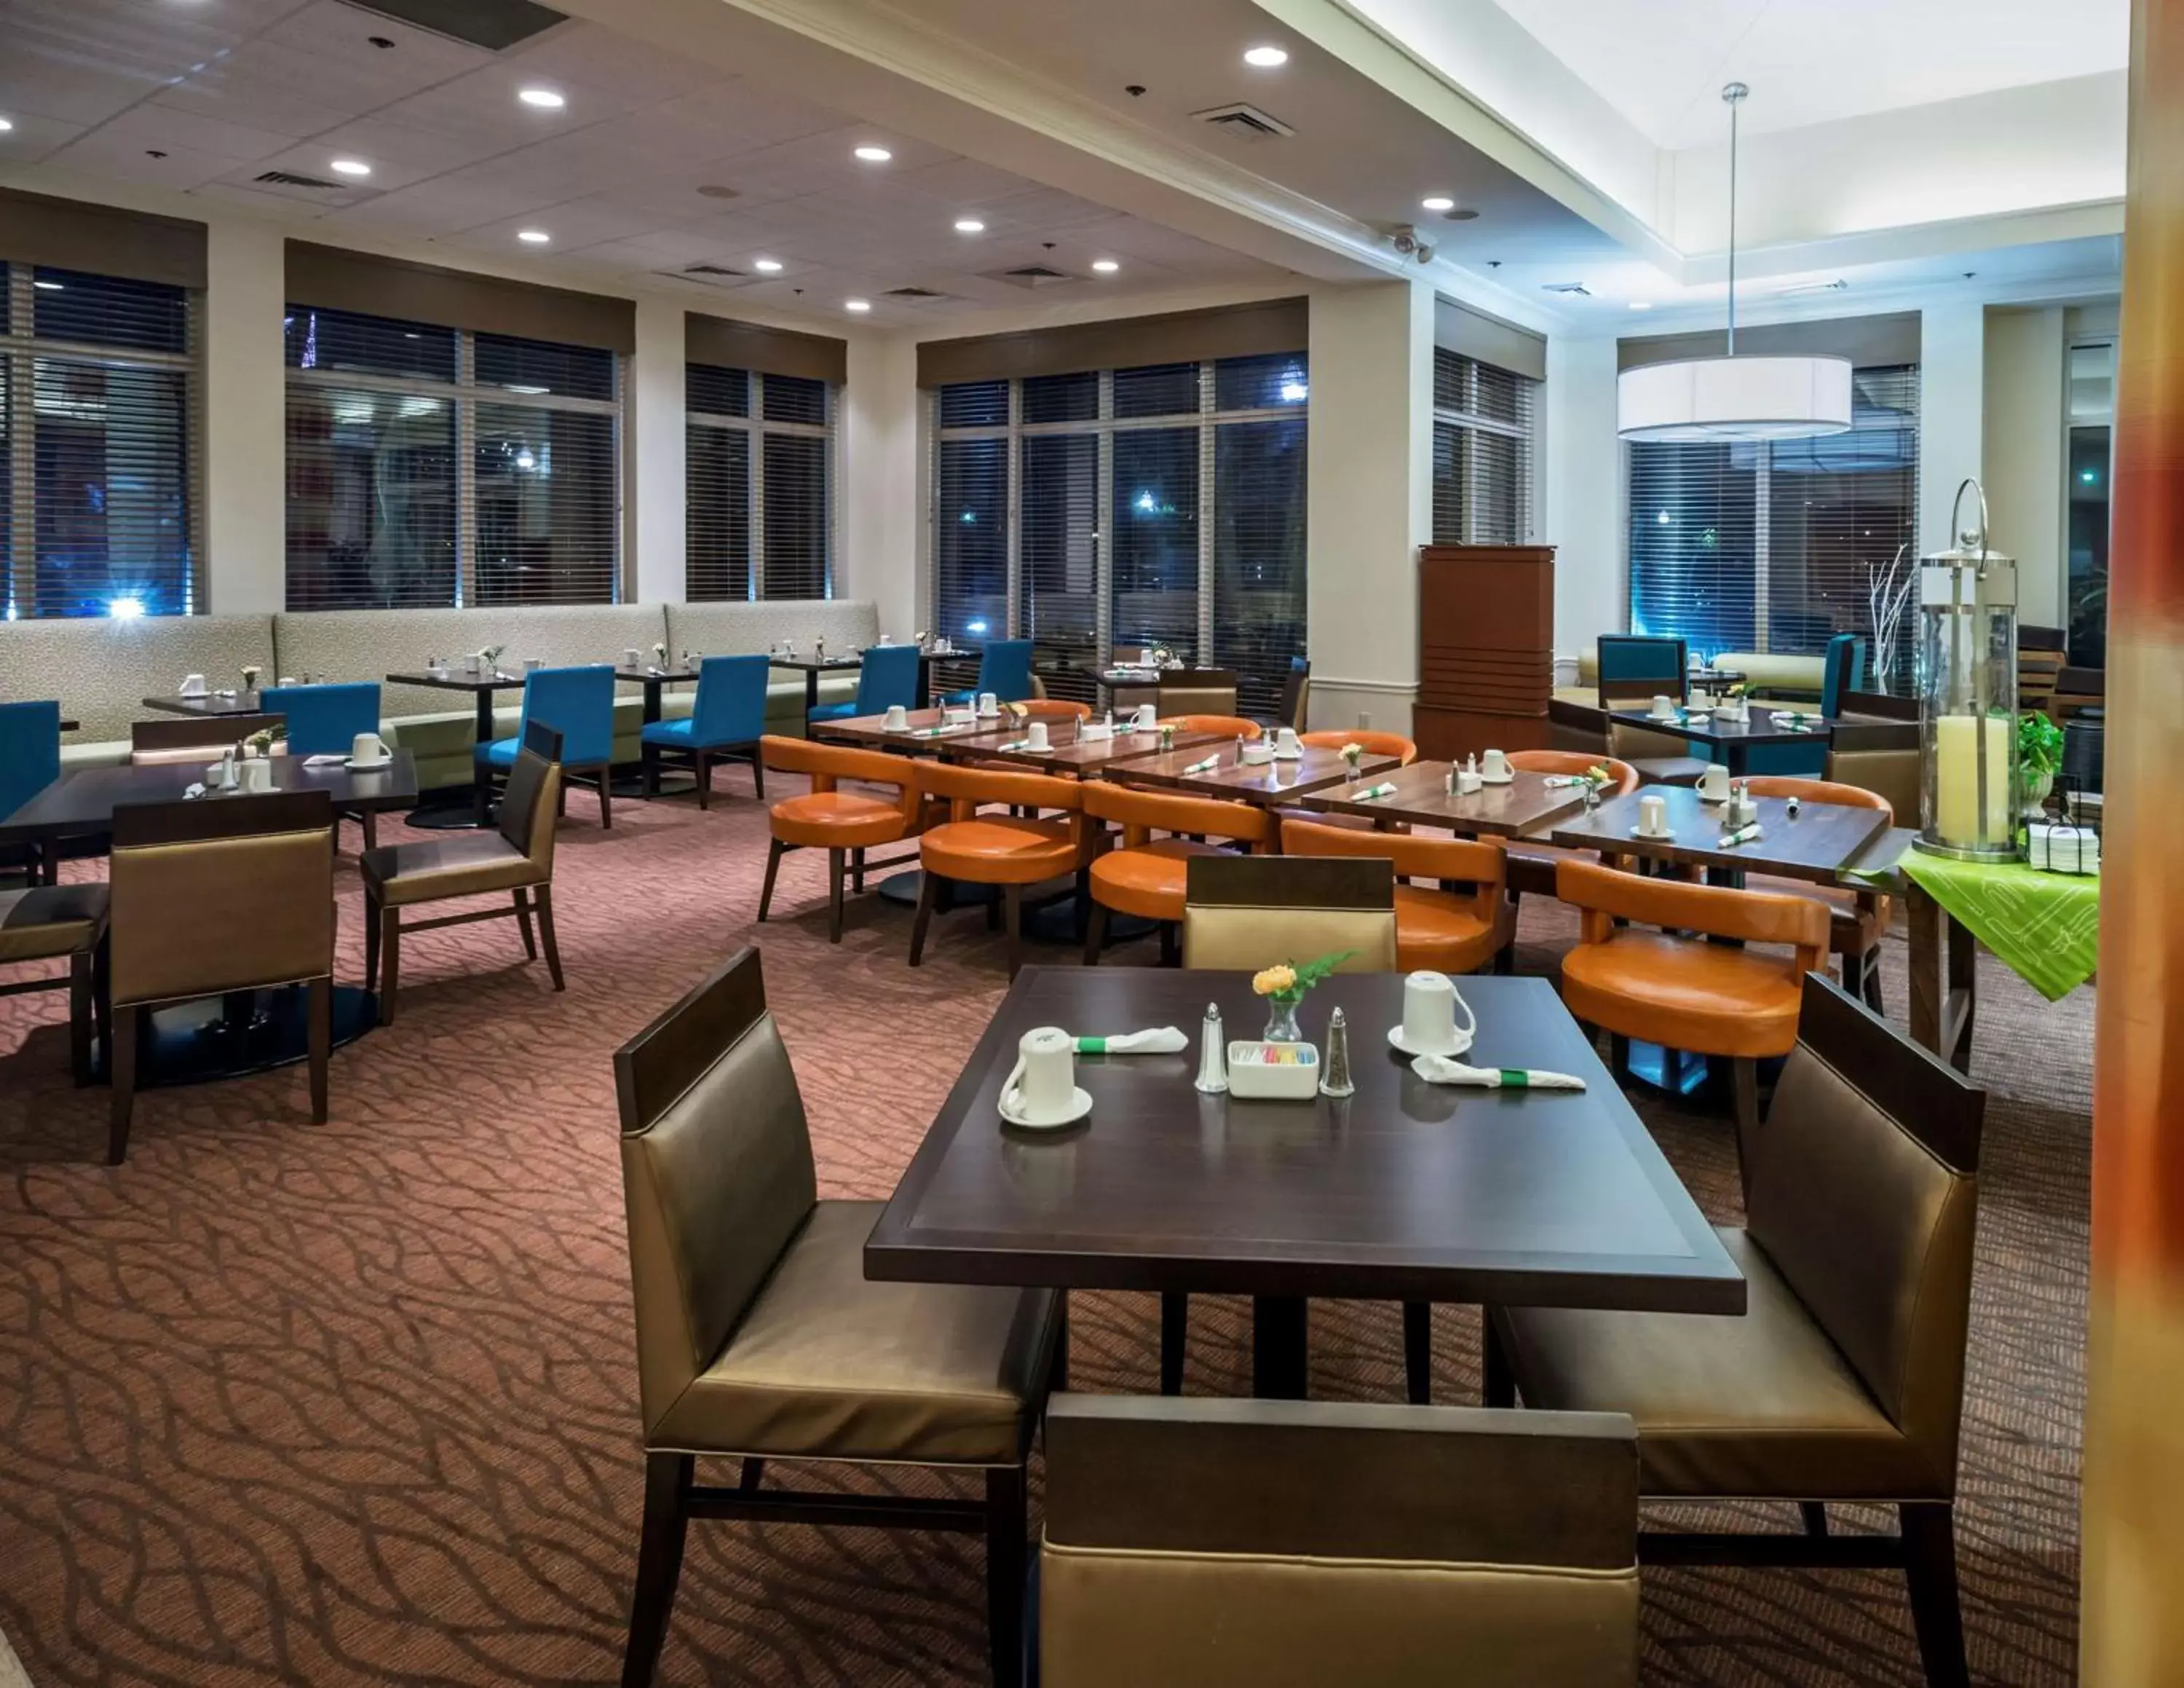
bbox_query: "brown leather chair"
[1083,781,1272,966]
[1180,853,1398,975]
[1548,697,1611,755]
[1278,660,1311,730]
[1297,728,1418,765]
[1040,1394,1640,1688]
[0,883,109,1087]
[1278,818,1512,976]
[361,721,563,1026]
[1556,858,1829,1166]
[130,713,285,766]
[1488,974,1984,1688]
[107,788,336,1164]
[1827,718,1920,838]
[1744,776,1894,1010]
[910,762,1091,977]
[757,735,922,942]
[1497,750,1639,907]
[1159,712,1259,742]
[614,948,1059,1688]
[1155,671,1241,718]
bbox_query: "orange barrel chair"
[910,762,1092,977]
[1500,751,1641,910]
[1279,817,1514,975]
[757,735,922,943]
[1080,781,1273,966]
[1742,776,1894,1011]
[1298,729,1418,765]
[1556,859,1829,1186]
[1016,698,1094,722]
[1158,714,1259,741]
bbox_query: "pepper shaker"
[1194,1002,1230,1094]
[1319,1006,1355,1098]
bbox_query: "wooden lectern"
[1412,543,1556,762]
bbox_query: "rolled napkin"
[1351,780,1399,802]
[303,754,347,767]
[1717,821,1764,848]
[995,738,1034,753]
[1412,1054,1586,1092]
[1181,753,1222,774]
[1073,1027,1188,1055]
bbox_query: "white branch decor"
[1867,547,1914,693]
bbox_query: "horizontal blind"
[1109,425,1199,656]
[1431,347,1536,545]
[1021,430,1099,698]
[684,365,834,600]
[1627,441,1757,655]
[473,401,617,605]
[1211,414,1307,717]
[761,431,828,599]
[285,386,458,611]
[686,362,751,601]
[933,423,1008,644]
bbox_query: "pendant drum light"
[1618,82,1853,442]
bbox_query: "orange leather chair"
[911,762,1091,976]
[1502,752,1640,905]
[1556,859,1829,1178]
[1081,781,1272,965]
[1281,817,1512,974]
[1017,698,1094,722]
[758,735,922,942]
[1298,729,1418,765]
[1160,714,1259,741]
[1741,776,1894,1010]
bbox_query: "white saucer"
[1479,771,1514,785]
[999,1086,1093,1131]
[1387,1024,1474,1060]
[1271,746,1302,760]
[1630,825,1675,840]
[346,755,394,771]
[1646,712,1681,725]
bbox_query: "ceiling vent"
[885,285,949,299]
[255,169,346,190]
[683,263,747,277]
[1190,103,1295,141]
[989,264,1076,289]
[340,0,568,52]
[1542,281,1592,296]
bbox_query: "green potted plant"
[2017,711,2065,814]
[1252,950,1356,1044]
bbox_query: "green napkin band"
[1499,1068,1530,1088]
[1075,1036,1107,1054]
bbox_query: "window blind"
[682,363,834,601]
[1431,347,1536,546]
[1020,431,1099,698]
[1212,415,1307,717]
[4,264,199,619]
[933,431,1008,644]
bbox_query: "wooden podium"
[1412,543,1556,762]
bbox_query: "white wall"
[627,297,686,606]
[841,334,921,639]
[202,219,287,616]
[1541,334,1622,655]
[1984,305,2068,626]
[1920,301,1988,558]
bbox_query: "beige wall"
[1984,305,2069,628]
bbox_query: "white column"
[202,217,286,615]
[1543,334,1623,657]
[1305,278,1434,733]
[1983,305,2068,627]
[629,297,686,604]
[1921,301,1987,558]
[841,333,921,639]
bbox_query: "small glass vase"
[1262,992,1304,1044]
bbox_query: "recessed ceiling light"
[518,229,550,245]
[954,217,986,234]
[1420,195,1455,212]
[1629,301,1653,311]
[1091,259,1120,274]
[0,118,15,135]
[853,145,893,163]
[329,158,371,177]
[518,87,565,109]
[845,299,873,312]
[753,258,784,273]
[1243,44,1289,67]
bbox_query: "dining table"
[383,669,529,827]
[141,690,277,719]
[1111,738,1401,805]
[811,706,1023,754]
[1548,784,1891,883]
[946,717,1228,776]
[866,968,1744,1399]
[1608,706,1837,776]
[767,652,871,717]
[1299,762,1590,838]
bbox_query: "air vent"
[1541,281,1592,296]
[256,170,345,190]
[342,0,567,52]
[1190,103,1296,141]
[989,265,1076,289]
[885,285,949,299]
[683,263,747,277]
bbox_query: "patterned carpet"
[0,784,2087,1685]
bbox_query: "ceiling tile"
[43,130,238,190]
[150,38,411,135]
[302,115,502,175]
[90,101,301,163]
[0,111,90,164]
[188,178,341,220]
[258,0,491,87]
[501,23,732,109]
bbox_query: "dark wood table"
[1607,707,1836,776]
[812,707,1021,754]
[1069,664,1232,694]
[1837,827,1977,1074]
[1548,786,1890,883]
[868,969,1744,1398]
[769,654,872,717]
[384,670,528,826]
[613,665,697,725]
[949,718,1226,776]
[59,719,79,733]
[1300,762,1588,838]
[0,751,420,845]
[1112,740,1401,806]
[142,690,274,718]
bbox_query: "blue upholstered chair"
[641,654,768,809]
[1,700,63,884]
[809,642,923,726]
[478,664,616,827]
[1741,634,1865,778]
[941,637,1034,707]
[264,682,387,848]
[1595,634,1689,709]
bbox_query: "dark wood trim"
[917,296,1307,387]
[1182,853,1393,910]
[686,312,847,387]
[0,186,207,288]
[613,946,767,1135]
[287,240,635,352]
[1797,971,1985,1172]
[130,714,285,755]
[111,786,332,847]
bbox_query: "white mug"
[1698,763,1731,802]
[1240,741,1273,765]
[978,691,1000,717]
[1648,693,1677,719]
[1025,720,1051,752]
[240,757,274,793]
[883,703,911,730]
[1401,971,1476,1057]
[622,647,641,669]
[1134,703,1158,730]
[1638,793,1670,837]
[352,731,389,763]
[878,632,894,645]
[179,673,207,697]
[1274,725,1301,756]
[1002,1027,1077,1124]
[524,656,544,671]
[1480,747,1511,780]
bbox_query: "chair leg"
[91,941,111,1071]
[1608,1033,1632,1081]
[514,888,538,959]
[1403,1301,1431,1405]
[1801,1501,1830,1536]
[641,745,660,800]
[1732,1057,1762,1203]
[758,837,783,923]
[747,754,764,800]
[1862,947,1886,1013]
[1083,902,1109,967]
[1482,1314,1516,1408]
[1900,1502,1970,1688]
[597,770,612,829]
[1158,921,1179,968]
[985,1464,1029,1688]
[108,1006,140,1165]
[69,950,93,1086]
[851,846,864,893]
[306,976,331,1125]
[1160,1292,1188,1395]
[1003,884,1024,978]
[909,872,938,967]
[534,886,566,991]
[699,752,716,811]
[738,1456,765,1493]
[363,890,382,993]
[620,1451,692,1688]
[827,848,845,944]
[376,907,402,1026]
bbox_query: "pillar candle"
[1934,713,2012,843]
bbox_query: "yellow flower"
[1252,963,1298,997]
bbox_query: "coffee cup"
[240,757,274,794]
[1401,971,1476,1057]
[1134,703,1158,730]
[1240,741,1273,765]
[524,656,544,671]
[878,632,893,645]
[180,673,207,697]
[978,691,1000,717]
[1002,1026,1077,1124]
[1025,720,1051,752]
[1648,693,1677,720]
[1481,747,1511,780]
[352,731,389,764]
[1698,763,1731,802]
[1638,793,1669,837]
[1274,725,1301,757]
[622,648,641,669]
[883,703,911,730]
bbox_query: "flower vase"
[1262,993,1304,1044]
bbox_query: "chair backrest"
[496,722,565,867]
[108,788,336,1007]
[1826,720,1920,823]
[1160,713,1260,741]
[1838,688,1918,722]
[1299,729,1417,765]
[853,643,925,715]
[258,682,381,757]
[1157,672,1241,717]
[614,947,818,1440]
[1819,634,1867,718]
[975,638,1034,703]
[130,713,286,764]
[1748,974,1985,1494]
[1278,818,1506,914]
[689,653,770,746]
[914,758,1084,822]
[519,665,615,768]
[1555,859,1829,965]
[1182,854,1397,973]
[1546,698,1611,756]
[1507,749,1639,798]
[1081,780,1272,849]
[1596,635,1688,707]
[1744,774,1891,821]
[1040,1394,1639,1688]
[1018,698,1093,722]
[1278,658,1312,730]
[0,700,62,824]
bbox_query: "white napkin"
[1411,1054,1586,1092]
[304,754,346,767]
[1074,1028,1188,1055]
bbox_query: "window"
[2065,339,2113,667]
[1432,348,1537,545]
[1628,364,1920,682]
[931,352,1308,714]
[3,263,198,619]
[284,306,621,610]
[684,365,835,600]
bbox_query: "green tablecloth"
[1865,851,2101,1002]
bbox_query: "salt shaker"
[1194,1002,1230,1094]
[1319,1006,1355,1098]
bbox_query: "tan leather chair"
[1548,697,1611,755]
[1298,728,1417,765]
[107,788,336,1164]
[757,735,922,942]
[0,883,109,1087]
[1501,752,1640,907]
[1744,776,1894,1010]
[130,713,285,766]
[1040,1394,1640,1688]
[1278,819,1512,976]
[1083,781,1272,966]
[1827,719,1920,840]
[361,721,563,1026]
[1556,859,1829,1178]
[1155,670,1241,718]
[1278,660,1310,730]
[910,762,1091,977]
[614,948,1059,1688]
[1159,712,1259,741]
[1180,853,1398,975]
[1488,974,1984,1688]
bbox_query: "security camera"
[1388,224,1436,265]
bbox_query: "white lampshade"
[1618,355,1853,441]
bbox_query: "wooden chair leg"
[534,886,566,991]
[641,746,660,800]
[514,888,538,959]
[1158,921,1179,967]
[1160,1292,1188,1395]
[108,1005,141,1165]
[306,976,331,1124]
[909,872,938,967]
[985,1464,1029,1688]
[91,940,111,1070]
[758,838,783,923]
[1083,902,1109,966]
[1482,1315,1516,1408]
[1003,883,1024,978]
[1900,1502,1970,1688]
[69,950,93,1086]
[376,907,402,1026]
[1732,1057,1762,1202]
[363,890,382,993]
[827,848,845,944]
[851,846,864,893]
[1801,1501,1830,1536]
[1861,946,1885,1013]
[1403,1301,1432,1405]
[620,1451,692,1688]
[597,770,613,829]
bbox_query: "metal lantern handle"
[1949,476,1991,561]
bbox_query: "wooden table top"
[1112,741,1400,805]
[612,666,700,685]
[813,708,1019,752]
[142,690,272,717]
[954,719,1227,775]
[767,655,869,673]
[1299,762,1588,838]
[1608,706,1837,748]
[1068,664,1231,691]
[866,969,1744,1314]
[385,670,527,693]
[1549,786,1891,883]
[0,752,421,843]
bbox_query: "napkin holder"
[1080,721,1114,744]
[2028,784,2100,875]
[1225,1041,1321,1100]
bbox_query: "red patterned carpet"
[0,784,2086,1685]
